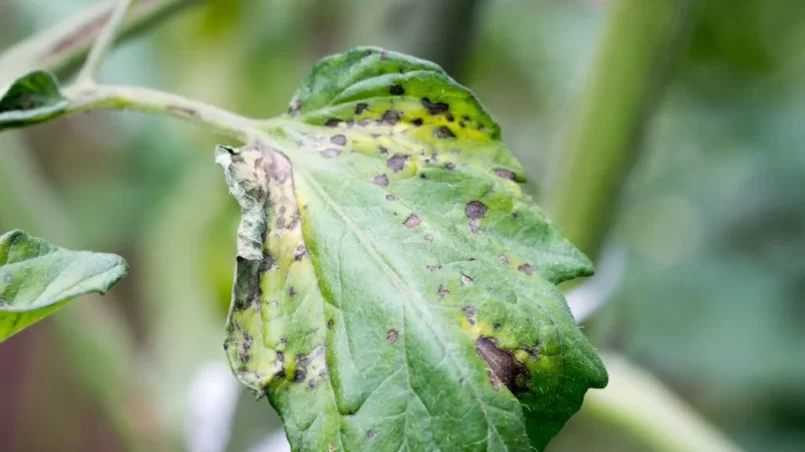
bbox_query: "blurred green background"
[1,0,804,451]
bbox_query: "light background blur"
[1,0,804,451]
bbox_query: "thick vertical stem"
[544,0,695,262]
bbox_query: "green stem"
[544,0,695,262]
[74,0,137,87]
[543,1,742,451]
[0,0,198,88]
[64,84,263,142]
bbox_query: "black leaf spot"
[403,214,421,228]
[476,337,532,394]
[387,154,407,172]
[380,110,402,125]
[411,118,423,126]
[421,98,449,115]
[517,264,534,276]
[465,201,487,219]
[387,330,399,344]
[461,273,473,285]
[385,194,396,201]
[495,168,516,180]
[330,134,347,146]
[390,84,405,95]
[444,162,456,170]
[374,174,389,186]
[434,126,455,139]
[325,118,341,127]
[355,103,368,114]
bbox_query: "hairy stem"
[74,0,137,87]
[64,84,263,141]
[0,0,198,88]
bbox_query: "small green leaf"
[0,230,128,341]
[0,71,69,131]
[221,47,607,451]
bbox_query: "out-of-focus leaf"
[0,70,69,131]
[0,229,127,341]
[219,47,607,451]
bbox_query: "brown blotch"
[463,306,477,325]
[385,194,396,201]
[403,214,421,228]
[380,110,402,125]
[438,284,450,300]
[421,98,449,115]
[355,103,368,114]
[390,84,405,95]
[387,154,407,172]
[325,118,341,127]
[330,134,347,146]
[461,273,473,285]
[517,264,534,276]
[434,126,455,139]
[465,201,488,219]
[495,168,516,180]
[476,337,532,394]
[411,118,423,126]
[374,174,389,186]
[321,148,340,158]
[387,330,399,344]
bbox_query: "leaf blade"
[223,47,607,451]
[0,71,69,131]
[0,230,128,341]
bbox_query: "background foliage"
[1,0,804,451]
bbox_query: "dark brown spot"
[521,342,541,360]
[495,168,516,180]
[355,103,368,114]
[463,306,477,325]
[493,323,502,330]
[438,284,450,300]
[465,201,487,219]
[325,118,341,127]
[294,244,307,261]
[380,110,402,125]
[390,84,405,95]
[374,174,389,186]
[444,162,456,170]
[294,369,306,382]
[259,252,276,272]
[476,337,531,394]
[321,148,340,158]
[517,264,534,276]
[328,319,334,330]
[379,146,389,155]
[289,286,297,297]
[434,126,455,139]
[419,173,427,179]
[461,273,473,285]
[330,134,347,146]
[308,379,318,389]
[403,214,421,228]
[421,98,449,115]
[411,118,423,126]
[387,330,398,344]
[459,120,466,128]
[499,254,510,265]
[427,265,441,272]
[446,113,455,122]
[385,194,395,201]
[387,154,407,172]
[367,430,376,440]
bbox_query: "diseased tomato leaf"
[0,230,128,341]
[219,47,607,451]
[0,70,69,131]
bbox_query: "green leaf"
[0,71,69,131]
[219,47,607,451]
[0,230,128,341]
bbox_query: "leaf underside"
[219,47,607,452]
[0,230,128,342]
[0,70,69,131]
